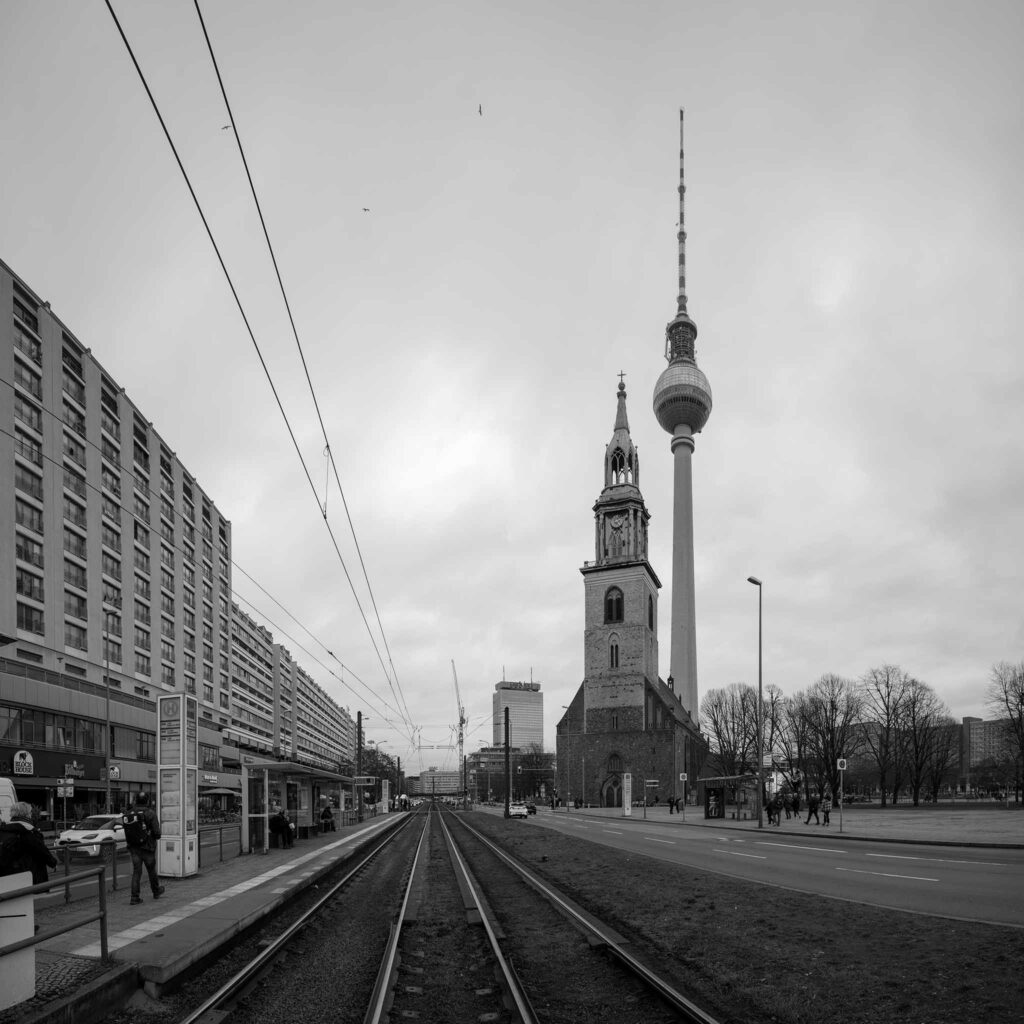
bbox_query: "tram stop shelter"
[697,773,761,821]
[241,758,355,853]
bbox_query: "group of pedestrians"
[0,793,164,907]
[764,789,834,827]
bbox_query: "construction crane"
[452,660,466,802]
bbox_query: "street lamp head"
[747,576,761,587]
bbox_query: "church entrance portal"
[601,776,622,808]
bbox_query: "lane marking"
[836,867,938,882]
[755,842,845,854]
[602,830,623,835]
[713,850,766,860]
[643,837,676,845]
[866,853,1010,867]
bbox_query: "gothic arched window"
[608,754,622,772]
[609,641,619,668]
[648,595,654,631]
[605,587,623,623]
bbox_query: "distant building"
[960,716,1014,791]
[492,680,543,748]
[408,768,461,796]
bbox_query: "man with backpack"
[124,792,164,905]
[0,801,56,884]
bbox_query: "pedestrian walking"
[124,792,164,905]
[782,792,793,820]
[0,801,57,884]
[792,792,801,817]
[822,792,832,826]
[805,791,820,825]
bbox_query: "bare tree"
[778,691,815,797]
[803,674,864,799]
[700,683,757,794]
[987,661,1024,802]
[860,665,912,806]
[763,683,787,760]
[902,678,951,805]
[924,717,960,801]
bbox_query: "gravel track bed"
[103,814,425,1024]
[387,810,512,1022]
[448,812,686,1023]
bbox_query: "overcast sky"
[3,1,1021,775]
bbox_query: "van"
[0,778,18,823]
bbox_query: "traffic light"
[517,765,522,774]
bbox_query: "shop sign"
[202,773,220,784]
[63,760,86,778]
[13,750,34,776]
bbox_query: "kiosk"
[156,694,199,877]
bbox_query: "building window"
[64,591,88,620]
[134,599,151,626]
[16,602,45,635]
[15,465,43,500]
[203,684,214,702]
[103,638,122,665]
[13,321,42,363]
[16,534,44,568]
[608,754,622,772]
[15,498,44,534]
[161,640,175,663]
[64,559,87,590]
[135,653,151,676]
[101,464,121,497]
[604,587,624,623]
[135,626,151,651]
[62,400,86,438]
[64,622,88,651]
[134,574,151,601]
[16,569,44,602]
[102,495,120,523]
[609,641,619,668]
[14,428,42,467]
[161,665,175,687]
[62,466,86,499]
[102,523,121,553]
[64,496,87,528]
[101,552,122,581]
[13,393,43,433]
[134,494,150,524]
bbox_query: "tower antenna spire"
[677,107,688,318]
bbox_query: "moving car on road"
[508,802,529,819]
[56,814,127,857]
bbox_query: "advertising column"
[157,694,199,877]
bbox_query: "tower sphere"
[653,360,713,435]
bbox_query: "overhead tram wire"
[103,1,416,739]
[0,399,403,731]
[230,589,408,733]
[192,0,415,736]
[230,562,416,746]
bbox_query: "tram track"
[121,803,724,1024]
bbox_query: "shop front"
[1,747,110,824]
[198,771,243,825]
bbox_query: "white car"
[508,802,529,819]
[56,814,127,857]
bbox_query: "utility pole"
[504,706,511,818]
[356,711,363,824]
[452,660,466,808]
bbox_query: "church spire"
[593,376,649,565]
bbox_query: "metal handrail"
[0,865,110,962]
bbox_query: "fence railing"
[0,865,111,963]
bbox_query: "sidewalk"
[0,814,399,1024]
[538,802,1024,846]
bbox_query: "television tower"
[652,110,713,718]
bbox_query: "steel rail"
[445,808,723,1024]
[437,808,541,1024]
[180,814,417,1024]
[362,812,431,1024]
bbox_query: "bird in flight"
[478,104,483,116]
[362,208,370,212]
[221,124,231,130]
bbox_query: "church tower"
[581,378,660,700]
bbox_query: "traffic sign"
[837,758,847,771]
[679,773,688,782]
[645,779,659,787]
[353,776,375,785]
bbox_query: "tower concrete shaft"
[669,428,698,716]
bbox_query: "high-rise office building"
[492,680,543,749]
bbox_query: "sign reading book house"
[157,694,199,877]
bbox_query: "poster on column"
[623,772,632,816]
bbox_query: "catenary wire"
[192,0,414,734]
[103,0,415,737]
[2,399,401,730]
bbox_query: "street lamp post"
[747,576,764,829]
[102,599,120,814]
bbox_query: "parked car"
[56,814,127,857]
[525,802,537,815]
[508,802,529,819]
